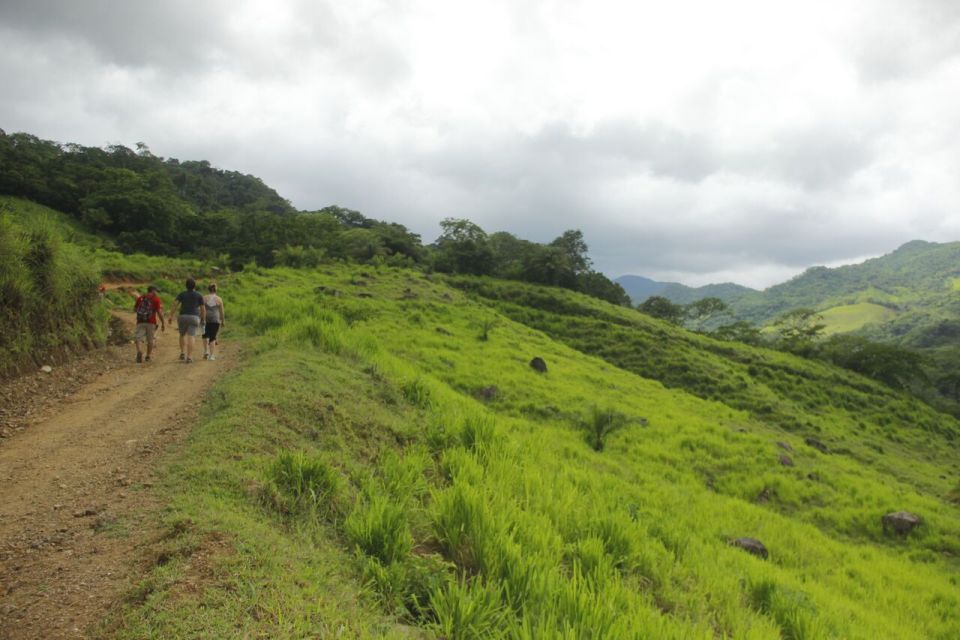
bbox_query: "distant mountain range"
[614,275,756,306]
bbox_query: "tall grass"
[345,496,413,564]
[264,450,342,517]
[181,265,960,638]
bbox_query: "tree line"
[0,130,628,304]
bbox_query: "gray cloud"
[1,0,960,289]
[0,1,233,70]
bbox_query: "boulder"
[731,537,768,560]
[882,511,922,535]
[779,454,794,467]
[804,437,829,453]
[776,441,794,453]
[529,357,548,373]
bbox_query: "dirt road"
[0,315,236,639]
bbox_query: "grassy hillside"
[731,240,960,330]
[0,200,106,377]
[816,302,899,335]
[103,264,960,639]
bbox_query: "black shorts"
[203,322,220,341]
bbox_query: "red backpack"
[135,295,155,323]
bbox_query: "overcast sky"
[2,0,959,287]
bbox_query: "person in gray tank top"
[202,283,225,361]
[167,278,206,363]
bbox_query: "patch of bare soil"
[0,312,238,639]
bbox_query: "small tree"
[773,308,825,356]
[637,296,685,325]
[684,297,729,330]
[581,407,630,452]
[712,320,763,345]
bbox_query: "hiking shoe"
[203,352,209,360]
[208,355,216,361]
[136,352,143,363]
[185,357,193,364]
[179,352,185,361]
[144,356,151,362]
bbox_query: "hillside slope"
[731,240,960,331]
[102,264,960,639]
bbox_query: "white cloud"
[1,0,959,288]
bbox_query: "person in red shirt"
[133,285,165,363]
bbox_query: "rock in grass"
[882,511,922,535]
[475,385,499,402]
[804,437,829,453]
[776,441,794,452]
[779,454,794,467]
[529,357,548,373]
[731,537,768,560]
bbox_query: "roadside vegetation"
[0,202,105,377]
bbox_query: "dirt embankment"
[0,312,237,639]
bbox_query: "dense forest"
[0,129,628,305]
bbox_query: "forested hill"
[729,239,960,325]
[0,129,628,305]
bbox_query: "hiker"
[167,278,206,363]
[133,285,165,363]
[202,283,225,361]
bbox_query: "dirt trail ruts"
[0,313,237,639]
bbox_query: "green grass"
[100,263,960,638]
[0,207,106,376]
[818,302,898,334]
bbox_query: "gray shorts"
[133,323,157,346]
[177,314,201,337]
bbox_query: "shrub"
[581,406,630,452]
[346,495,413,564]
[378,450,430,508]
[402,376,434,409]
[264,451,341,517]
[361,554,452,623]
[748,578,831,640]
[460,414,496,454]
[432,484,494,573]
[430,578,508,639]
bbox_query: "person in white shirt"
[202,283,226,361]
